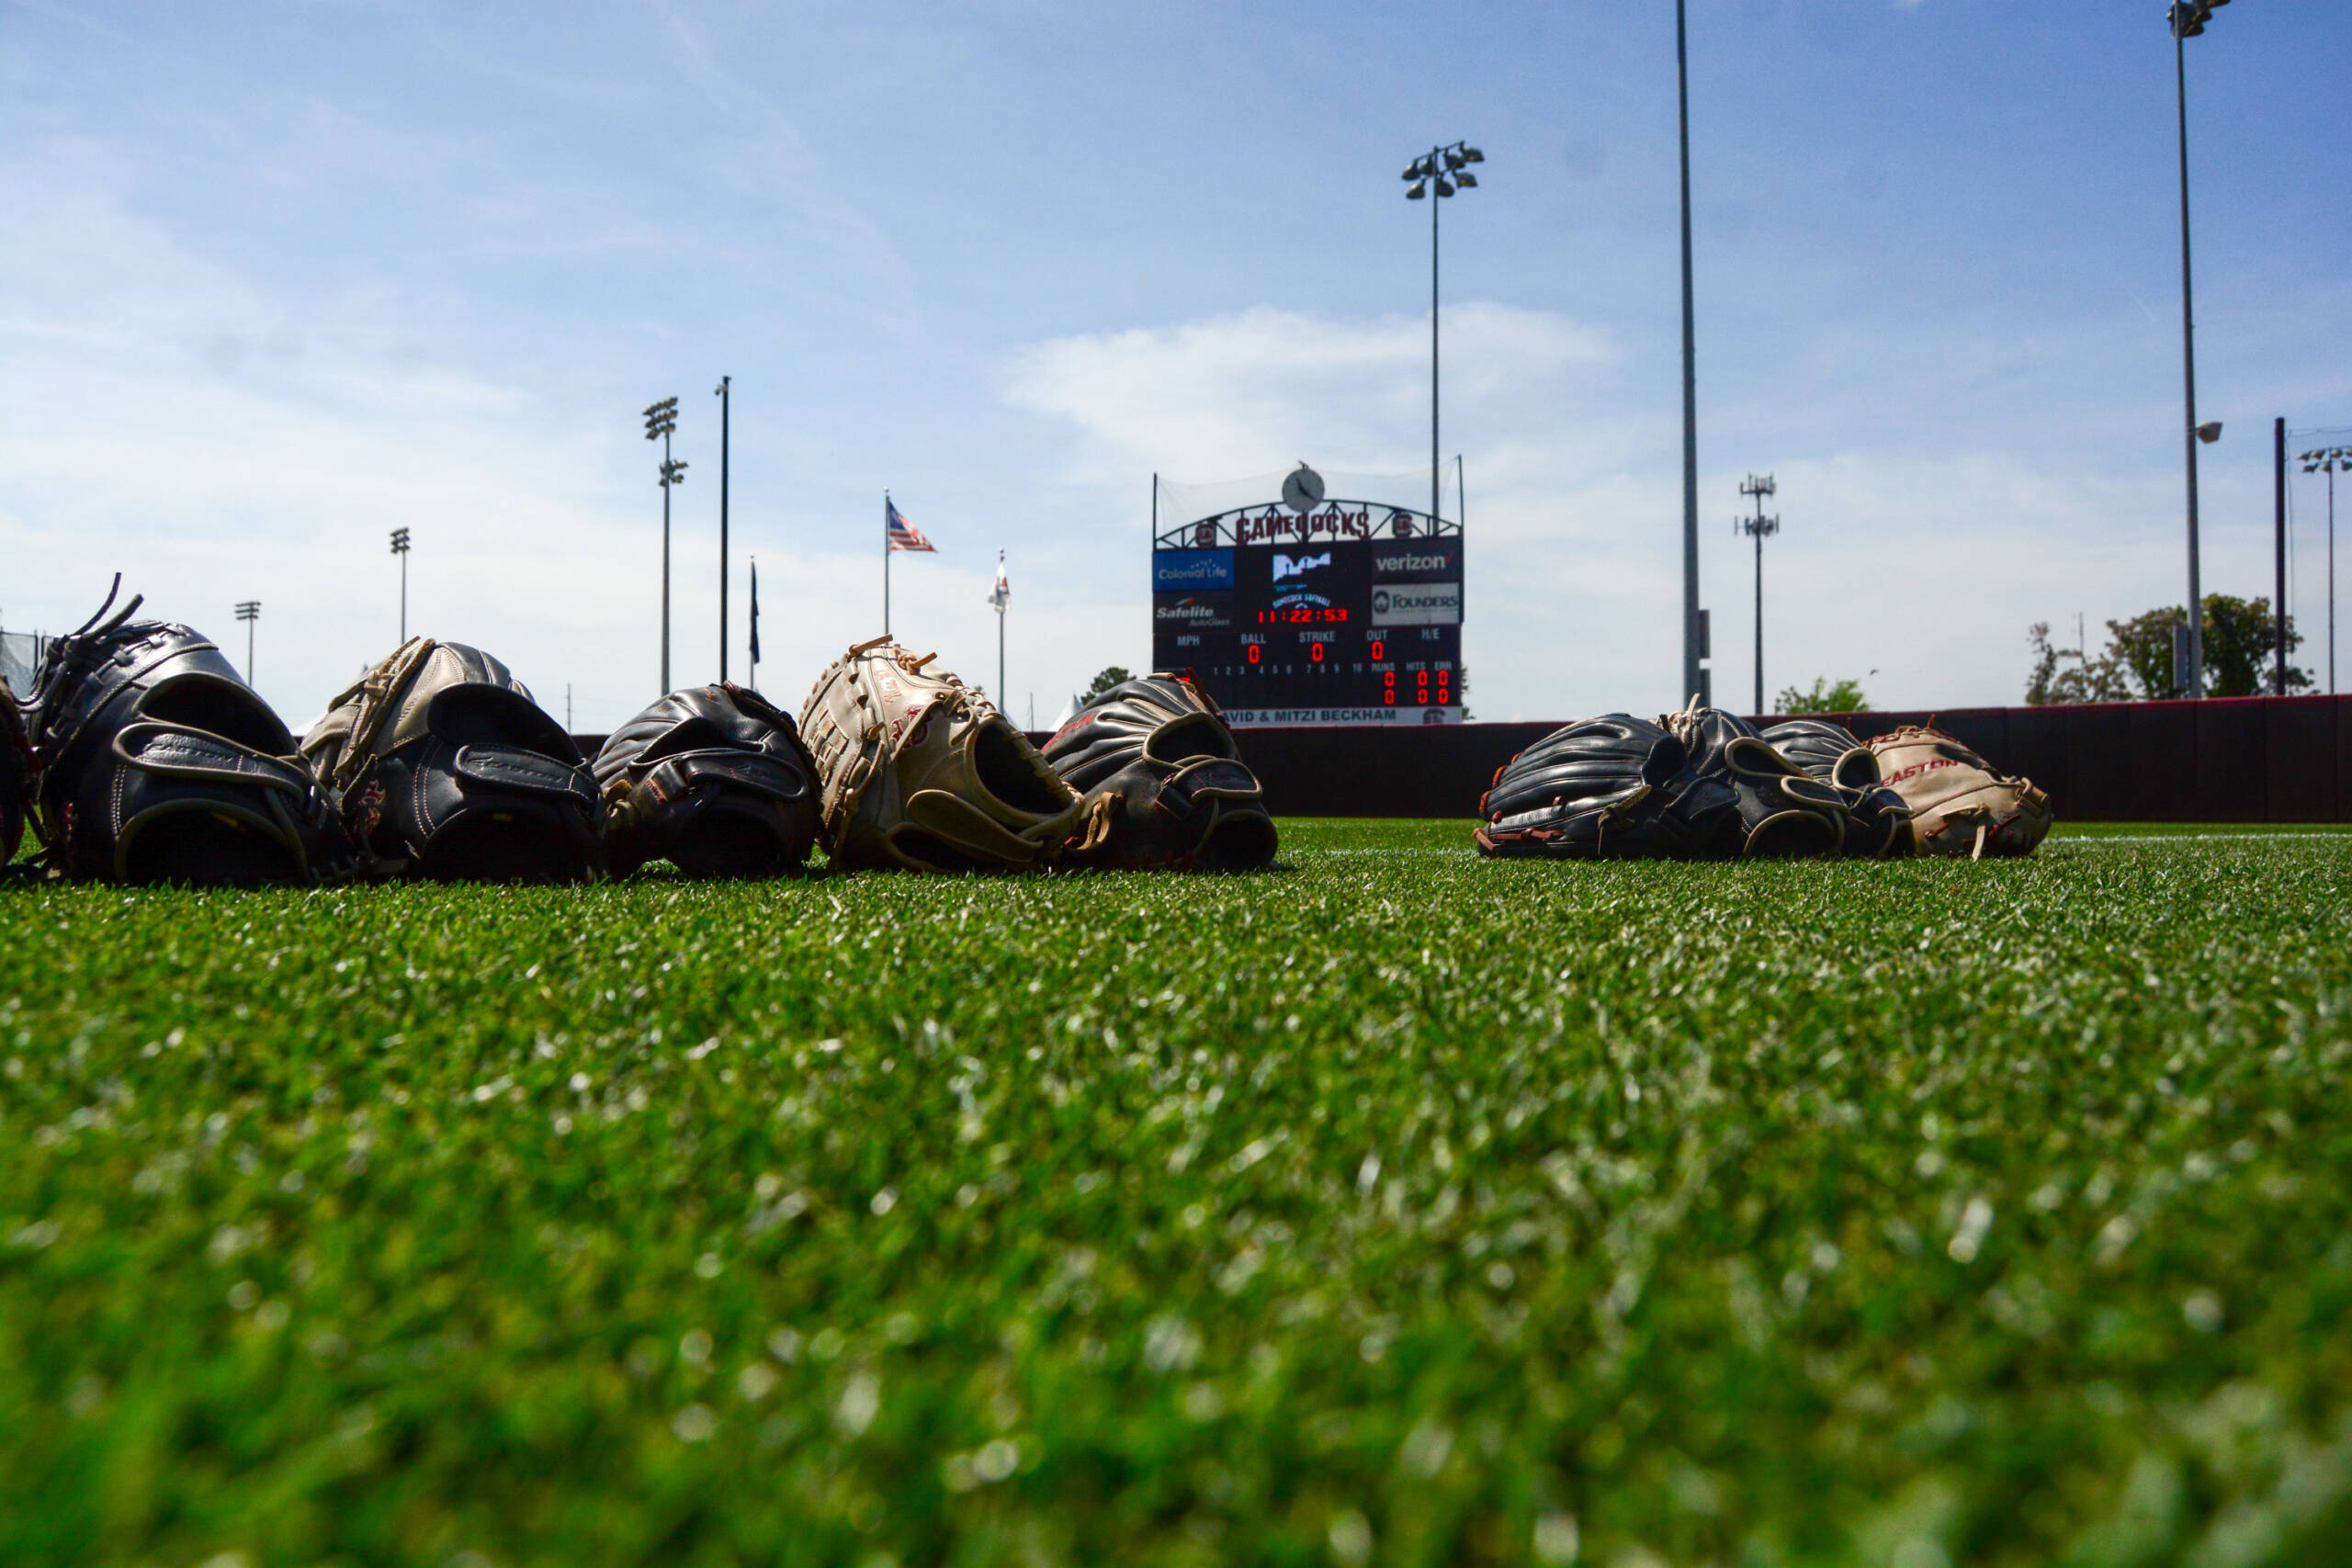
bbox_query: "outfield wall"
[1134,693,2352,822]
[579,694,2352,826]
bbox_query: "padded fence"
[585,694,2350,825]
[1099,694,2352,823]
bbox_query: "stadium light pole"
[1736,475,1778,716]
[2168,0,2233,698]
[389,528,411,641]
[2303,446,2348,694]
[715,375,730,684]
[234,600,260,685]
[1676,0,1706,709]
[644,397,684,695]
[1402,139,1484,526]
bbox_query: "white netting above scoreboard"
[1155,464,1459,531]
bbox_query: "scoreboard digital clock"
[1151,487,1463,727]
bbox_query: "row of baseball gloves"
[0,580,2047,886]
[1476,702,2052,862]
[0,580,1279,886]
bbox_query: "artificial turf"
[2,821,2348,1567]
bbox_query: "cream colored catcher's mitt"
[1866,722,2052,859]
[798,637,1084,872]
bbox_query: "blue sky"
[3,0,2347,730]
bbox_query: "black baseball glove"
[1758,718,1916,859]
[302,637,603,883]
[1662,701,1849,859]
[17,579,356,885]
[2,675,35,870]
[593,682,823,877]
[1041,672,1276,871]
[1476,713,1740,860]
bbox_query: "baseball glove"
[594,682,822,877]
[1475,713,1741,860]
[301,637,603,883]
[1662,700,1849,859]
[17,579,356,885]
[798,637,1083,873]
[1758,718,1917,860]
[2,676,34,870]
[1865,722,2052,859]
[1041,671,1276,872]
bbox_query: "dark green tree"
[1083,666,1134,700]
[1772,676,1869,715]
[2090,598,2309,700]
[2026,622,2132,705]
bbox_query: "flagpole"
[997,551,1007,709]
[883,491,891,637]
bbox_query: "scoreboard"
[1151,495,1463,726]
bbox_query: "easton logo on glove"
[1864,723,2052,859]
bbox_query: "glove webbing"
[322,637,439,795]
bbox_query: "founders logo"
[1371,582,1462,626]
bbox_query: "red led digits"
[1310,642,1324,662]
[1370,639,1385,660]
[1247,644,1261,664]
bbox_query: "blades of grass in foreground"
[0,822,2346,1566]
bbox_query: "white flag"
[987,551,1010,611]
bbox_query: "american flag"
[886,497,935,553]
[987,551,1010,611]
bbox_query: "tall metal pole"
[1678,0,1702,708]
[2174,19,2204,697]
[717,375,730,684]
[1753,521,1764,713]
[644,398,683,694]
[661,424,673,694]
[1738,474,1776,716]
[2275,417,2288,694]
[1431,149,1442,525]
[883,491,891,637]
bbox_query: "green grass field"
[4,821,2348,1568]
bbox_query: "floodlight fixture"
[2197,421,2222,444]
[389,528,412,638]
